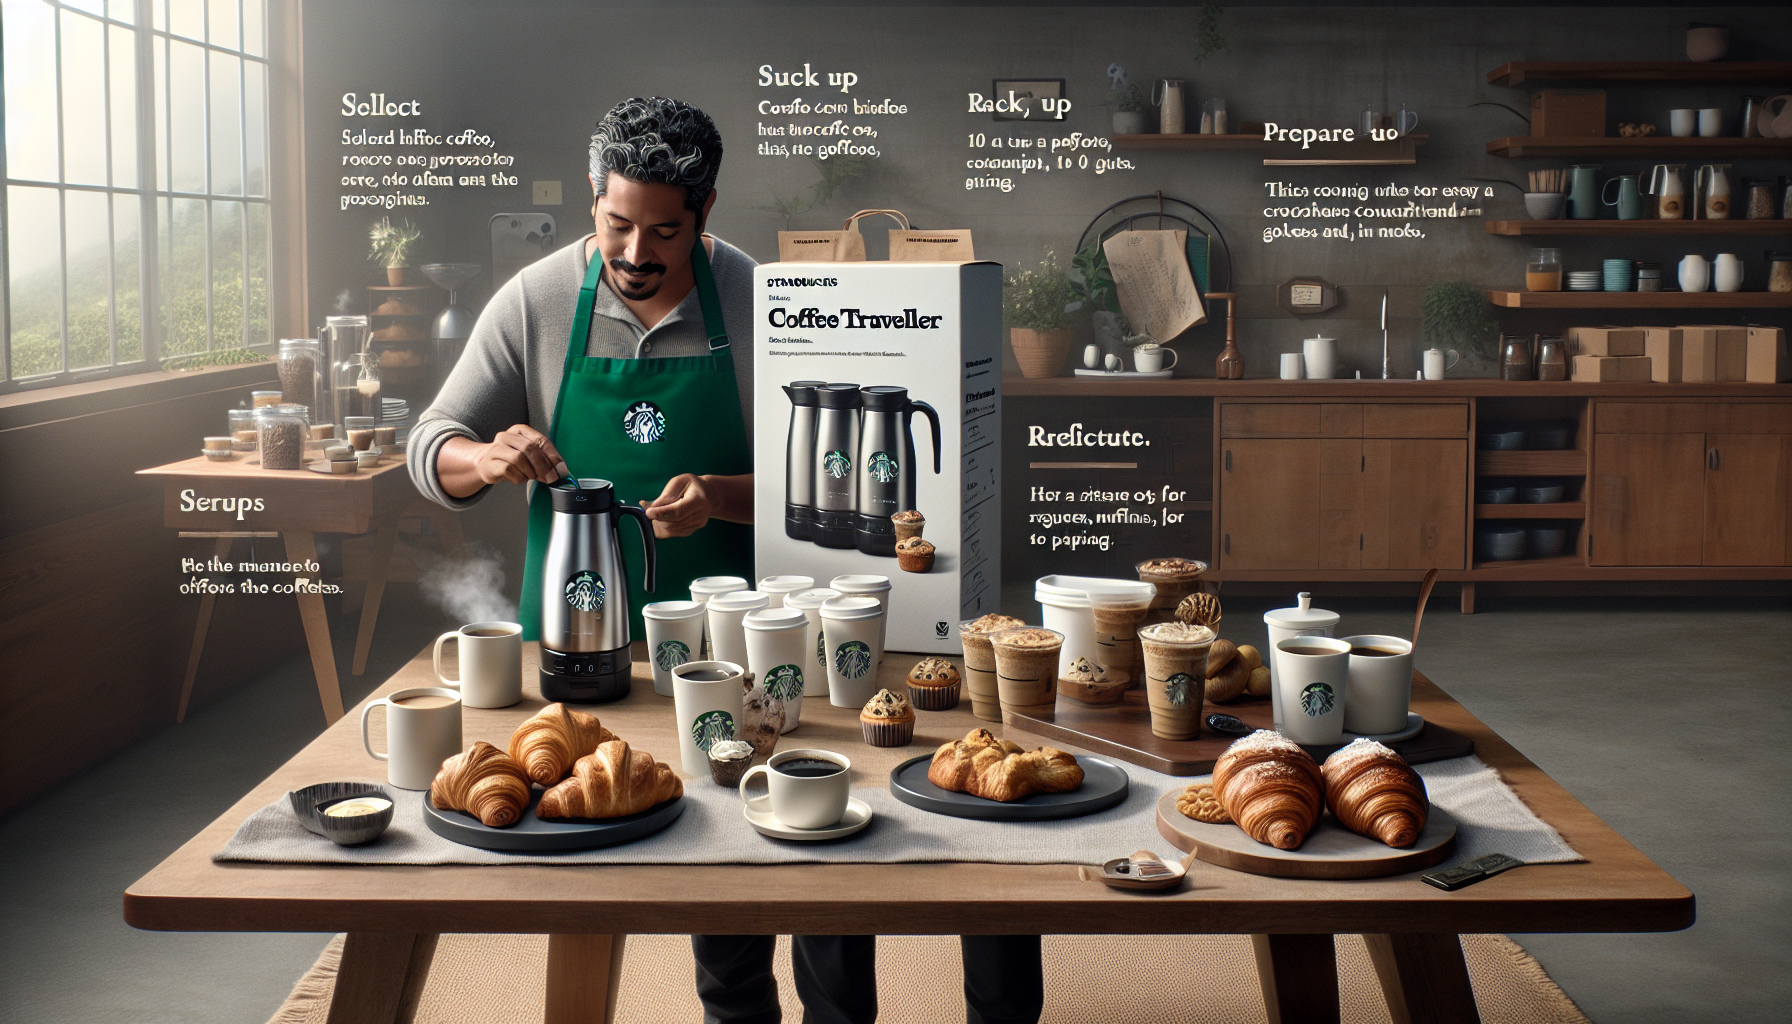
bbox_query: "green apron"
[519,239,753,641]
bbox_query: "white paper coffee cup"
[757,575,816,609]
[830,574,892,653]
[706,590,769,671]
[1340,634,1414,735]
[785,588,839,697]
[671,661,746,776]
[745,606,812,732]
[820,596,885,708]
[688,575,748,658]
[1274,636,1351,744]
[643,601,706,697]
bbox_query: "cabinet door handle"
[1225,449,1232,471]
[1708,447,1720,471]
[1224,533,1231,555]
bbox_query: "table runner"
[216,755,1578,867]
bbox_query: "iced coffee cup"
[1138,621,1216,740]
[1135,557,1209,617]
[959,614,1026,722]
[1084,582,1156,686]
[989,627,1064,720]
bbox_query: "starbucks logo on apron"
[822,449,852,479]
[690,710,736,752]
[1164,672,1196,707]
[622,400,666,444]
[564,570,606,612]
[1300,682,1336,717]
[868,451,900,483]
[763,664,804,701]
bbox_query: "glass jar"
[256,403,310,471]
[1526,248,1562,292]
[251,389,283,408]
[228,408,258,450]
[1538,337,1568,381]
[1501,335,1535,381]
[1768,252,1792,293]
[278,338,322,419]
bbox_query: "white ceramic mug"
[1134,345,1178,373]
[829,575,891,653]
[706,590,769,670]
[643,600,706,697]
[744,606,811,732]
[671,660,746,776]
[361,686,463,790]
[1302,336,1337,380]
[1680,254,1711,293]
[738,748,852,830]
[757,575,815,609]
[1670,108,1697,137]
[1423,348,1461,381]
[820,596,886,708]
[1698,108,1723,138]
[431,621,522,709]
[1339,634,1414,735]
[785,588,839,697]
[1273,637,1351,745]
[1279,352,1304,380]
[1713,252,1743,293]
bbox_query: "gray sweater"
[407,234,758,509]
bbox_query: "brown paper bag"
[887,225,975,262]
[1101,229,1206,343]
[778,210,975,262]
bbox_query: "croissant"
[508,703,617,786]
[430,741,532,828]
[1211,731,1324,850]
[1322,739,1428,848]
[537,739,683,820]
[927,728,1085,802]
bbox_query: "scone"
[906,656,962,711]
[895,536,935,573]
[860,688,915,747]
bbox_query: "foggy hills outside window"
[2,0,270,389]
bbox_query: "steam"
[333,288,355,313]
[418,542,518,625]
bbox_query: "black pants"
[692,934,1044,1024]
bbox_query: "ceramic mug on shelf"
[738,748,852,830]
[1423,348,1461,381]
[1680,254,1711,293]
[1280,352,1304,380]
[431,621,523,709]
[1713,253,1743,293]
[1134,344,1178,373]
[361,686,462,790]
[1669,108,1697,138]
[1698,108,1724,138]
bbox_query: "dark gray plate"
[422,787,684,852]
[888,754,1129,821]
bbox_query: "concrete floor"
[1,588,1787,1023]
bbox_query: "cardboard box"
[1572,354,1651,382]
[1679,325,1748,382]
[1531,89,1606,137]
[1569,326,1645,357]
[1747,326,1789,383]
[1643,328,1684,383]
[753,262,1002,654]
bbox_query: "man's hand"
[437,426,568,498]
[642,473,716,538]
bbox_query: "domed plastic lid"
[785,587,841,610]
[689,576,748,598]
[820,596,883,620]
[758,574,816,595]
[744,606,809,632]
[708,590,771,613]
[830,574,891,594]
[1263,591,1340,630]
[643,600,705,621]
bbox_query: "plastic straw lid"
[690,576,749,597]
[830,574,891,594]
[708,590,770,612]
[744,607,809,632]
[643,600,705,621]
[819,596,883,620]
[785,587,840,610]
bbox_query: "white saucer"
[1341,712,1425,744]
[743,796,873,841]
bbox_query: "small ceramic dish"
[1478,429,1526,451]
[289,781,396,845]
[1526,422,1576,450]
[1477,485,1518,504]
[307,459,357,474]
[1475,525,1527,562]
[1521,481,1565,504]
[1527,525,1569,558]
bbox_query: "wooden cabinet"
[1219,439,1320,569]
[1591,402,1791,566]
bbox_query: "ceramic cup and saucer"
[740,748,874,841]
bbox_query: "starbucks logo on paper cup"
[622,400,666,444]
[834,640,873,680]
[868,450,900,483]
[654,639,690,671]
[564,570,605,612]
[1164,672,1196,707]
[1300,682,1336,717]
[690,710,736,752]
[763,664,805,701]
[815,630,826,667]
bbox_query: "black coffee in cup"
[775,758,845,778]
[681,669,736,681]
[466,628,514,638]
[1350,646,1403,657]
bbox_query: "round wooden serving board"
[1153,782,1456,879]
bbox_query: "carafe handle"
[620,504,657,594]
[909,400,942,474]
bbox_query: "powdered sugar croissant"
[927,728,1084,802]
[430,741,531,828]
[537,739,682,820]
[508,703,616,786]
[1212,731,1324,850]
[1322,738,1428,848]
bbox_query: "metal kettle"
[781,381,827,541]
[538,478,656,703]
[853,386,941,556]
[811,383,863,549]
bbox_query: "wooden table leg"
[1365,933,1481,1024]
[1460,582,1476,614]
[352,524,400,675]
[1251,934,1339,1024]
[284,530,346,724]
[326,932,438,1024]
[423,501,467,558]
[177,535,235,723]
[545,934,627,1024]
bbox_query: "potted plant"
[1005,251,1076,378]
[1111,79,1149,136]
[368,216,422,286]
[1069,244,1129,362]
[1422,281,1500,373]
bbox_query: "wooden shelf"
[1475,502,1586,519]
[1111,131,1265,151]
[1112,128,1426,165]
[1001,376,1792,398]
[1486,219,1792,237]
[1485,289,1792,309]
[1476,450,1587,475]
[1471,554,1586,573]
[1487,136,1792,159]
[1488,61,1792,87]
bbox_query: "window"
[3,0,270,390]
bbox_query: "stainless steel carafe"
[854,386,941,556]
[811,383,862,548]
[539,478,657,703]
[782,380,827,541]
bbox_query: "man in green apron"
[409,97,1042,1024]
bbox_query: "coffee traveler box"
[753,262,1002,654]
[1572,354,1650,382]
[1643,328,1684,383]
[1746,326,1788,383]
[1569,326,1645,357]
[1531,90,1606,137]
[1680,325,1747,382]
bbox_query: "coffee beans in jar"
[278,340,319,416]
[256,404,309,471]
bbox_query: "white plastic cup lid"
[830,574,891,594]
[689,576,749,597]
[785,587,841,610]
[757,574,816,594]
[1263,591,1341,630]
[643,600,706,621]
[744,607,810,632]
[820,596,883,621]
[707,590,770,612]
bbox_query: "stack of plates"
[381,398,410,426]
[1602,259,1635,293]
[1566,271,1603,291]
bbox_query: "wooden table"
[124,643,1693,1024]
[137,453,460,724]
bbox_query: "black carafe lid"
[860,385,910,410]
[817,383,863,409]
[783,380,827,405]
[550,478,616,513]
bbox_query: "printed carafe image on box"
[754,262,1002,653]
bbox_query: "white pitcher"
[1713,253,1743,293]
[1648,164,1687,220]
[1696,164,1732,220]
[1679,254,1711,293]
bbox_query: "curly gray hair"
[588,97,723,214]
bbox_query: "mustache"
[609,257,667,276]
